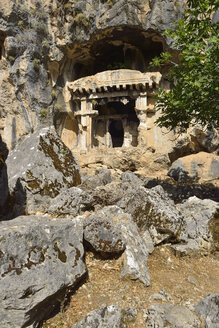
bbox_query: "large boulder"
[83,215,126,255]
[73,305,137,328]
[0,135,9,217]
[93,182,182,245]
[0,215,86,328]
[146,303,200,328]
[195,294,219,328]
[173,197,219,255]
[190,126,219,155]
[48,187,94,217]
[168,152,219,183]
[6,127,81,216]
[84,206,150,286]
[80,168,112,191]
[118,185,183,245]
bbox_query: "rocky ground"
[43,250,219,328]
[0,128,218,328]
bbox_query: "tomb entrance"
[66,69,162,151]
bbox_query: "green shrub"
[8,56,15,63]
[18,20,25,29]
[33,58,40,71]
[42,39,50,48]
[107,0,114,7]
[74,13,89,27]
[39,108,48,118]
[51,89,57,99]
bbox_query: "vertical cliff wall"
[0,0,184,150]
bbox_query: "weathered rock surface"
[146,303,200,328]
[168,152,219,183]
[84,206,150,286]
[92,181,183,245]
[120,170,143,185]
[0,0,184,152]
[73,305,137,328]
[0,215,86,328]
[0,135,8,216]
[195,294,219,328]
[83,215,126,255]
[80,168,112,191]
[118,185,183,245]
[172,197,219,255]
[48,187,94,217]
[190,126,219,155]
[6,127,81,217]
[168,127,219,163]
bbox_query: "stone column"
[105,119,112,148]
[135,92,148,147]
[123,118,131,147]
[76,99,98,151]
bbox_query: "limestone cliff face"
[0,0,184,150]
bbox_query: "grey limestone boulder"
[118,185,183,245]
[0,215,86,328]
[84,206,150,286]
[146,303,200,328]
[48,186,94,217]
[172,197,219,255]
[120,171,143,185]
[93,182,182,245]
[83,215,125,255]
[6,127,81,216]
[190,126,219,155]
[80,168,112,191]
[73,304,136,328]
[195,294,219,328]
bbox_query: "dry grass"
[43,247,219,327]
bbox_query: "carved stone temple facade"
[63,69,168,153]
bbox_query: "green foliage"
[151,0,219,132]
[39,108,48,118]
[8,56,15,63]
[33,58,40,71]
[18,20,25,29]
[107,0,114,7]
[42,39,50,49]
[51,89,57,99]
[74,13,89,27]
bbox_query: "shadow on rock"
[0,135,9,220]
[144,178,219,204]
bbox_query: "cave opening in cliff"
[69,27,164,80]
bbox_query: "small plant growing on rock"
[107,0,114,7]
[33,58,40,71]
[74,13,89,27]
[54,104,62,111]
[39,108,48,118]
[8,56,15,63]
[51,89,57,99]
[42,39,50,49]
[18,20,25,29]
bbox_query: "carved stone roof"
[68,69,162,95]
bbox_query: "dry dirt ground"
[43,246,219,328]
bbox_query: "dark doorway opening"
[109,119,124,147]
